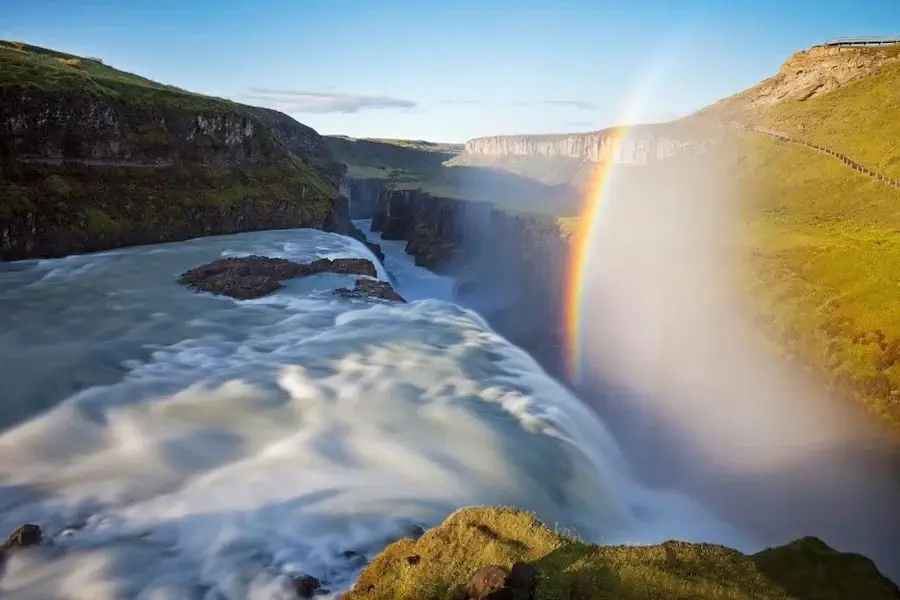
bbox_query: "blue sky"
[4,0,900,142]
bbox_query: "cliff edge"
[0,40,351,260]
[344,507,900,599]
[459,121,714,167]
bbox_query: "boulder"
[178,255,377,299]
[507,562,537,600]
[471,565,509,599]
[0,524,42,553]
[335,279,406,303]
[294,574,320,598]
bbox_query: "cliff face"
[2,88,271,164]
[344,177,387,219]
[0,40,354,261]
[464,124,710,165]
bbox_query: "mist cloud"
[246,88,417,114]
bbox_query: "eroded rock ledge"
[178,255,403,301]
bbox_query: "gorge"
[3,37,900,599]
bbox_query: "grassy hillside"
[735,131,900,429]
[345,507,899,600]
[725,46,900,431]
[1,40,341,260]
[444,152,594,188]
[0,40,235,112]
[324,135,459,182]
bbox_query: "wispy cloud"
[515,100,597,110]
[434,99,485,105]
[245,88,417,114]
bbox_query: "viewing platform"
[823,36,900,47]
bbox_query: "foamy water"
[0,226,750,599]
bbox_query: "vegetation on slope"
[702,45,900,432]
[0,159,335,259]
[735,130,900,430]
[0,40,237,112]
[444,152,595,188]
[345,507,900,600]
[324,135,459,182]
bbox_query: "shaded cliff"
[0,40,355,260]
[368,184,571,375]
[342,177,387,219]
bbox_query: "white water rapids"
[0,223,751,599]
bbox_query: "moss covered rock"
[343,507,900,600]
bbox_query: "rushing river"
[0,224,749,599]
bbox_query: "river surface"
[0,223,751,599]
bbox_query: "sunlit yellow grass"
[736,133,900,429]
[344,507,899,600]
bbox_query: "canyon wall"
[464,124,712,165]
[343,177,388,219]
[368,185,571,375]
[0,43,357,261]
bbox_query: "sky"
[4,0,900,142]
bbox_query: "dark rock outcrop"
[178,255,377,300]
[335,278,406,303]
[369,188,472,270]
[293,574,321,598]
[506,562,537,600]
[0,524,42,553]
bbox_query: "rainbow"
[562,62,670,384]
[562,129,629,383]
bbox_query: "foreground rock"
[0,524,43,566]
[342,507,900,600]
[335,278,406,303]
[178,255,377,299]
[0,524,42,554]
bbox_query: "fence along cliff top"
[823,36,900,47]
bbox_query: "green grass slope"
[324,135,459,182]
[0,40,236,112]
[345,507,900,600]
[728,47,900,432]
[444,151,595,188]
